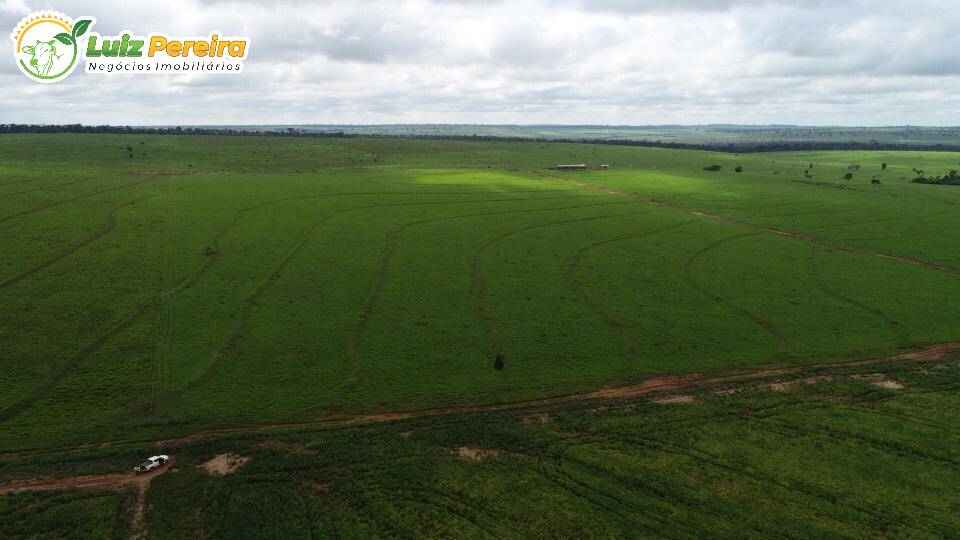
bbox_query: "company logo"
[10,11,93,83]
[11,11,249,83]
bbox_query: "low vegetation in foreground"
[2,134,960,536]
[2,353,960,537]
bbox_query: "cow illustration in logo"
[10,12,94,83]
[21,39,61,76]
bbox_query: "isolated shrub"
[871,177,881,185]
[843,172,853,180]
[881,162,887,170]
[734,166,743,172]
[703,165,722,171]
[493,354,506,371]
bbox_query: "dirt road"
[1,342,957,475]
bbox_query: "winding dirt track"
[2,342,955,469]
[150,342,960,439]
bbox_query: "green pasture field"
[4,133,960,537]
[2,134,960,452]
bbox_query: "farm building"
[600,164,610,170]
[555,164,587,170]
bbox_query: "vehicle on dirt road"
[133,455,169,474]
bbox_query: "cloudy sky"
[3,0,959,125]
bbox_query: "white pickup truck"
[133,455,169,474]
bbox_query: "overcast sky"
[3,0,959,126]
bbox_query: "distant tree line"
[5,124,960,153]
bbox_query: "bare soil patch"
[200,453,251,476]
[582,374,701,400]
[853,374,905,389]
[456,447,501,461]
[873,379,905,390]
[521,412,551,424]
[652,395,695,404]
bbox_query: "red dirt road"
[0,459,171,494]
[0,343,957,496]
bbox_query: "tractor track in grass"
[536,173,959,273]
[0,189,605,420]
[806,243,911,346]
[802,205,957,231]
[0,177,160,225]
[681,232,790,354]
[188,193,608,388]
[0,178,208,291]
[0,342,957,459]
[832,216,960,241]
[153,181,180,405]
[0,204,228,423]
[0,178,218,421]
[2,178,95,197]
[563,218,698,361]
[0,201,133,290]
[617,435,953,534]
[345,198,637,382]
[0,302,157,423]
[470,209,643,360]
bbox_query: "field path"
[469,208,643,361]
[0,177,160,225]
[537,173,958,273]
[806,243,910,346]
[345,198,632,381]
[0,458,173,539]
[2,342,955,460]
[0,178,207,290]
[681,232,789,353]
[0,460,170,494]
[563,218,698,361]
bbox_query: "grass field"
[2,134,960,536]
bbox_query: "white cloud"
[2,0,958,125]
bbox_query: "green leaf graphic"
[73,19,92,38]
[54,33,74,46]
